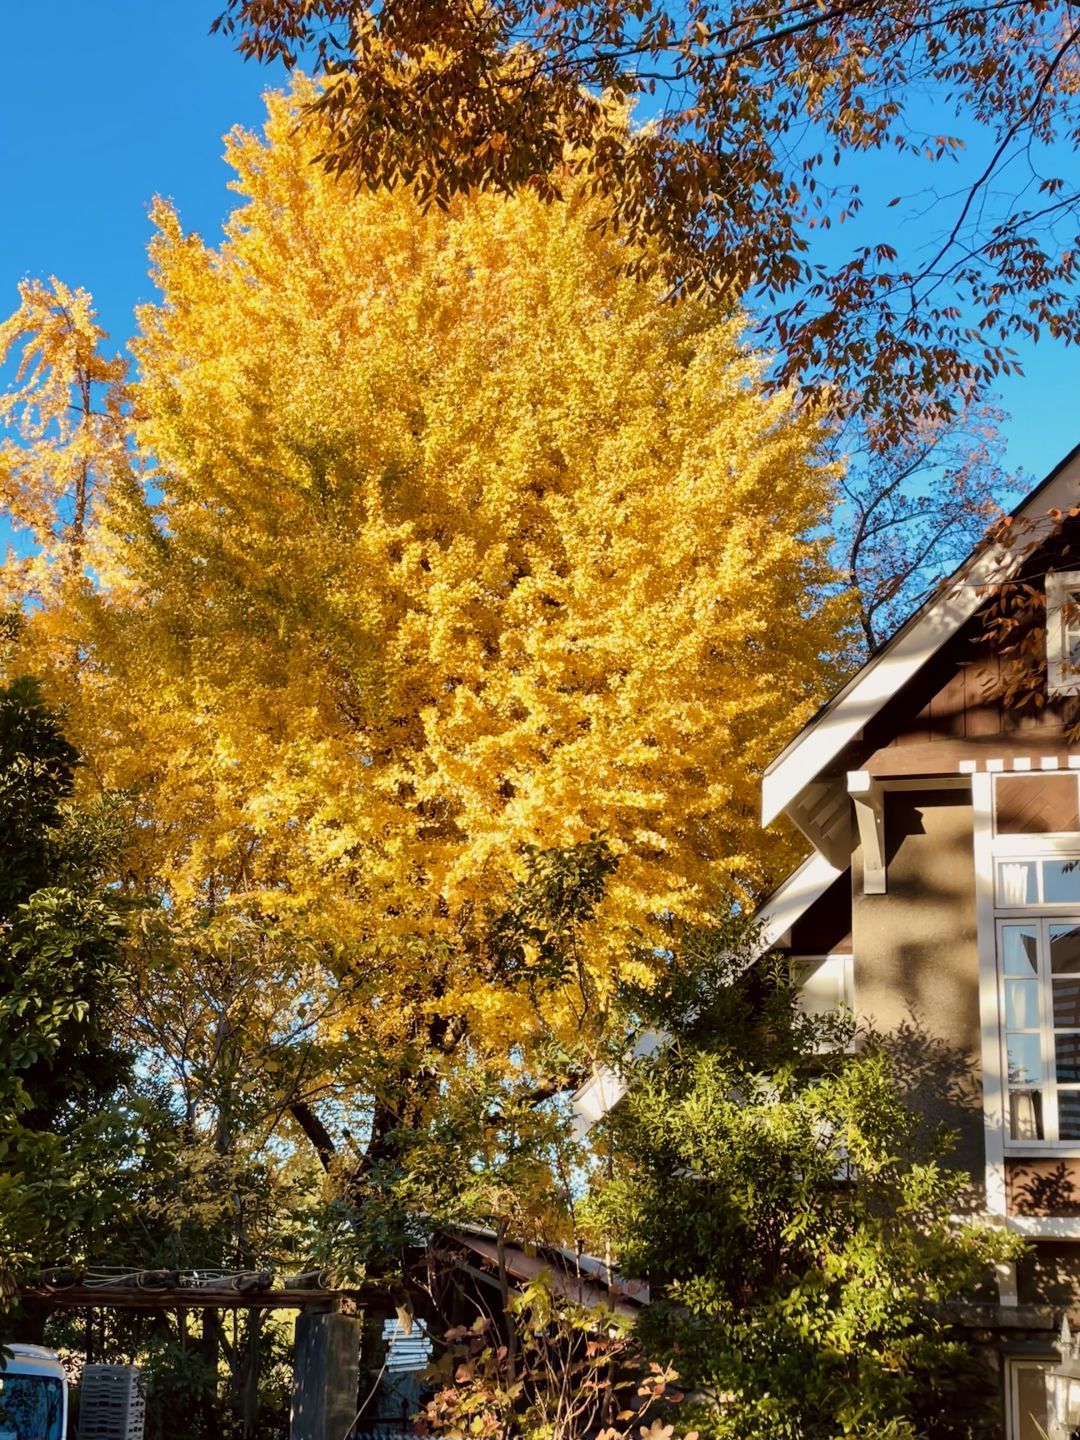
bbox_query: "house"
[761,439,1080,1439]
[571,440,1080,1436]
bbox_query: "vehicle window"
[0,1374,64,1440]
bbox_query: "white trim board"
[1007,1215,1080,1240]
[973,771,1008,1217]
[756,850,846,950]
[762,442,1080,829]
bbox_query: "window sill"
[1004,1144,1080,1159]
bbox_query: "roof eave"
[762,442,1080,829]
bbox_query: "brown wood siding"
[996,773,1080,833]
[852,620,1080,779]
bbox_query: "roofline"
[755,849,845,950]
[761,439,1080,827]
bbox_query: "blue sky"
[0,2,282,363]
[1,1,1078,485]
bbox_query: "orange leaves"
[213,0,1080,441]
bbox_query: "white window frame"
[1046,568,1080,696]
[996,914,1080,1147]
[794,953,855,1052]
[1004,1355,1052,1440]
[991,774,1080,1154]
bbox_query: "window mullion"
[1042,917,1060,1142]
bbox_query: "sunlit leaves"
[215,0,1080,440]
[2,87,847,1079]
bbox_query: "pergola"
[23,1269,381,1440]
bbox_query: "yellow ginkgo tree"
[0,86,850,1206]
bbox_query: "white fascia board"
[755,850,845,951]
[762,443,1080,829]
[569,1030,665,1142]
[1007,1214,1080,1240]
[762,547,1009,826]
[569,1066,627,1142]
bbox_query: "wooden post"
[290,1311,362,1440]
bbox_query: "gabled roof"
[762,439,1080,836]
[572,441,1080,1137]
[755,849,845,947]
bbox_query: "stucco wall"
[852,787,985,1186]
[1007,1157,1080,1216]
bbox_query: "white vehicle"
[0,1345,67,1440]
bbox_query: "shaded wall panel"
[852,789,984,1186]
[789,869,853,955]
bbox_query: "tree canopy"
[0,676,137,1298]
[1,88,848,1143]
[0,75,1020,1438]
[582,949,1017,1440]
[213,0,1080,438]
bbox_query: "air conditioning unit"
[78,1365,145,1440]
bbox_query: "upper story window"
[1046,569,1080,696]
[1000,917,1080,1142]
[994,774,1080,1146]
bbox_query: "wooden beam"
[23,1286,356,1312]
[848,771,885,894]
[291,1312,363,1440]
[862,737,1074,778]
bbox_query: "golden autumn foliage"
[0,279,129,603]
[1,88,848,1078]
[214,0,1080,438]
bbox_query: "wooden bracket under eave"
[848,771,886,894]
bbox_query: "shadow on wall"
[871,1012,985,1205]
[1019,1242,1080,1307]
[860,791,980,1060]
[1008,1159,1080,1217]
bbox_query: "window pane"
[1006,979,1041,1029]
[1009,1089,1045,1140]
[1007,1033,1042,1086]
[999,863,1038,906]
[1002,926,1039,976]
[1060,1091,1080,1139]
[797,957,845,1017]
[1051,925,1080,973]
[0,1375,64,1440]
[1053,979,1080,1028]
[1044,862,1080,904]
[1011,1359,1051,1440]
[1056,1034,1080,1083]
[1066,592,1080,664]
